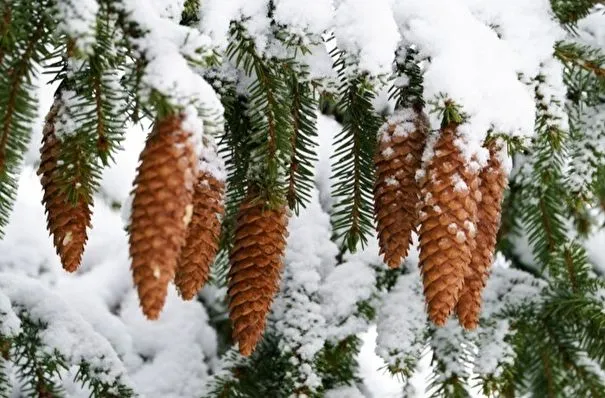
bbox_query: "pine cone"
[374,110,428,268]
[228,195,288,356]
[457,142,507,329]
[129,115,196,320]
[38,100,91,272]
[174,172,225,300]
[418,126,480,326]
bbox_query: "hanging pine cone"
[457,141,507,329]
[129,115,196,320]
[418,125,480,326]
[174,172,224,300]
[374,110,428,268]
[228,194,288,356]
[38,100,91,273]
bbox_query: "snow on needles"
[392,0,552,161]
[54,0,99,55]
[271,189,338,392]
[333,0,400,77]
[375,270,427,373]
[0,273,131,389]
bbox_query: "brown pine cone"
[129,115,197,320]
[228,195,288,356]
[418,125,480,326]
[457,141,507,329]
[38,100,91,273]
[174,172,224,300]
[374,110,428,268]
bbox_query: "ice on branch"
[272,189,338,392]
[375,269,427,375]
[54,0,99,54]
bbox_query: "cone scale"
[38,100,91,273]
[374,110,428,269]
[128,115,196,320]
[418,125,480,326]
[175,172,225,300]
[228,194,288,356]
[457,141,507,329]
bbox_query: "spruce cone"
[374,110,428,268]
[174,172,225,300]
[457,142,507,329]
[129,115,196,320]
[418,126,480,326]
[38,100,91,272]
[228,195,288,356]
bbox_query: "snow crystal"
[375,272,427,371]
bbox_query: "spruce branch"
[286,75,318,213]
[331,53,382,252]
[0,0,54,235]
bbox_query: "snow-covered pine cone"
[228,195,288,356]
[374,110,428,268]
[175,172,224,300]
[456,141,507,329]
[129,115,197,320]
[38,100,91,273]
[418,125,480,326]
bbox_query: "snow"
[325,385,365,398]
[271,188,338,391]
[391,0,561,162]
[375,270,427,373]
[333,0,401,77]
[54,0,99,55]
[0,273,132,389]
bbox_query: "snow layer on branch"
[120,288,218,397]
[481,253,547,319]
[568,106,605,191]
[375,269,427,372]
[273,0,333,38]
[391,0,556,161]
[0,291,20,337]
[575,5,605,48]
[120,0,224,113]
[271,189,338,391]
[473,254,546,377]
[0,274,131,388]
[325,385,365,398]
[430,321,471,380]
[54,0,99,54]
[461,0,565,79]
[320,239,381,343]
[334,0,400,77]
[200,0,272,52]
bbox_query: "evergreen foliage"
[0,0,605,397]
